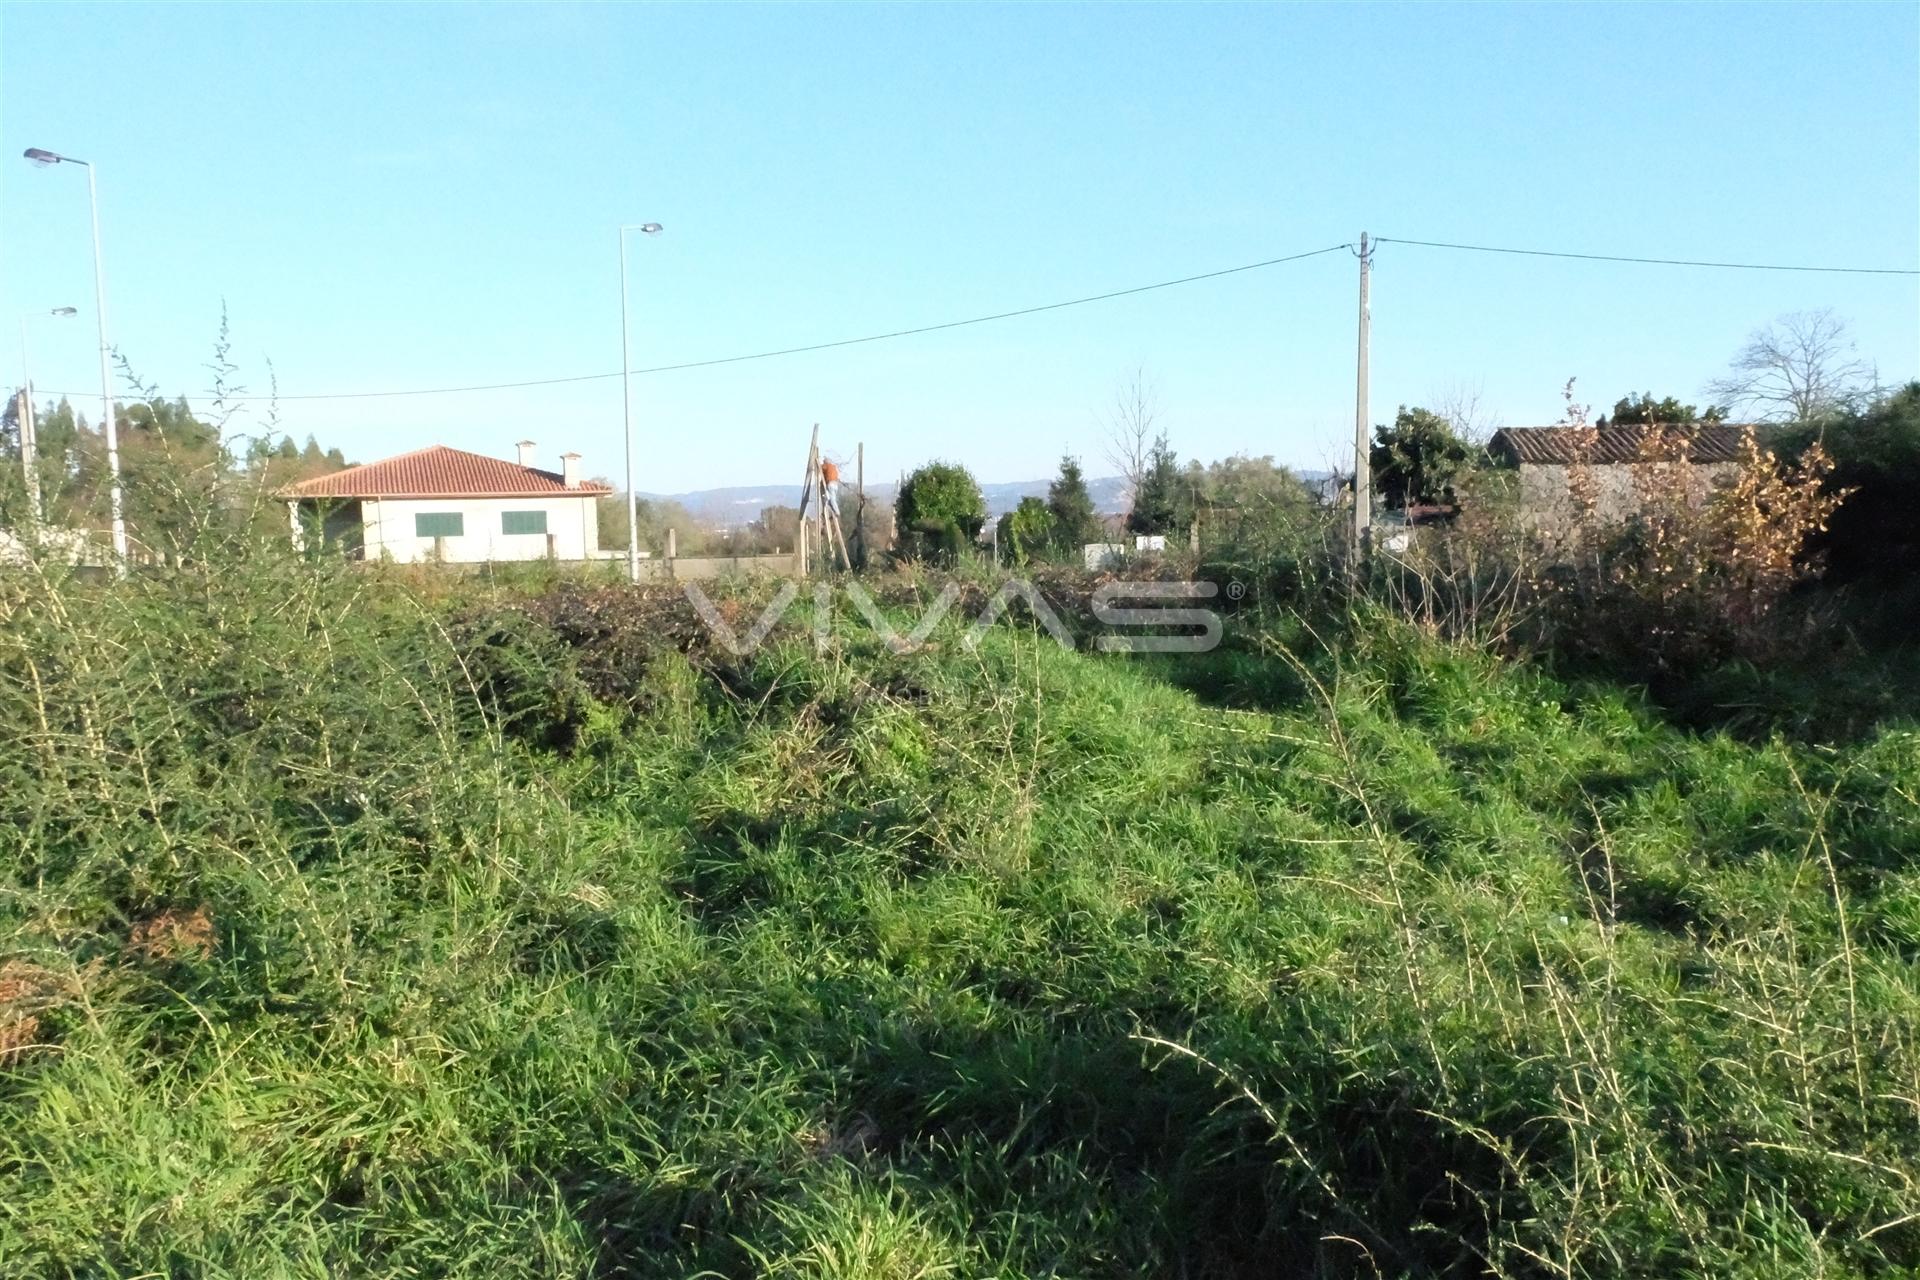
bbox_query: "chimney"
[515,440,537,468]
[560,451,581,489]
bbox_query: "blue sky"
[3,1,1916,492]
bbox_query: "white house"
[278,442,612,563]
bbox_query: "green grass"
[1,557,1916,1278]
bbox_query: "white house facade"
[279,442,613,564]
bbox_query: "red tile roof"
[277,445,611,499]
[1489,424,1754,467]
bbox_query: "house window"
[414,512,464,538]
[501,510,548,536]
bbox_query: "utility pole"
[616,221,664,585]
[15,384,42,526]
[1353,231,1372,557]
[17,307,75,528]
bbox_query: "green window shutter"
[501,510,548,536]
[414,512,464,538]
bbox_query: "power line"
[624,243,1354,378]
[35,232,1915,407]
[43,244,1354,404]
[1375,236,1920,276]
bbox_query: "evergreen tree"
[1370,406,1475,510]
[1126,434,1190,536]
[998,496,1056,566]
[1045,454,1100,549]
[1601,392,1725,427]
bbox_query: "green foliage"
[1782,381,1920,585]
[1600,391,1726,426]
[0,396,88,527]
[1045,454,1101,550]
[1370,405,1475,510]
[1,549,1916,1278]
[738,503,802,556]
[594,492,712,557]
[0,387,356,557]
[895,461,984,564]
[1188,454,1330,588]
[1125,434,1190,536]
[996,496,1056,566]
[1187,453,1309,511]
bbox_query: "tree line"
[1,390,353,558]
[879,308,1913,580]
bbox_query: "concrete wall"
[359,495,602,563]
[634,552,799,581]
[1516,461,1739,534]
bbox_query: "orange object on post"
[821,460,840,485]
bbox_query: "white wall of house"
[358,495,603,563]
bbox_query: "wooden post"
[796,423,820,576]
[826,478,853,572]
[854,442,865,569]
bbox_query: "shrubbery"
[893,461,985,565]
[1,546,1914,1277]
[1784,381,1920,584]
[1379,408,1852,679]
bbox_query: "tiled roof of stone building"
[1489,424,1752,467]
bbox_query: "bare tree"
[1102,365,1161,493]
[1706,309,1876,424]
[1429,380,1501,444]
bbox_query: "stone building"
[1486,424,1749,533]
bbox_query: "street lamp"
[618,221,664,584]
[16,305,79,525]
[24,147,127,566]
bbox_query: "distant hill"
[645,474,1133,525]
[645,470,1332,527]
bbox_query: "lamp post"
[17,305,79,525]
[618,221,663,584]
[24,147,126,566]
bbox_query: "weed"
[0,546,1915,1277]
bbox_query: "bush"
[1393,413,1849,678]
[1783,381,1920,586]
[1551,423,1846,672]
[894,461,985,565]
[996,496,1056,566]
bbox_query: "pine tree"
[1126,435,1189,536]
[1045,454,1100,549]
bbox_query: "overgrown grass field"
[1,558,1915,1277]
